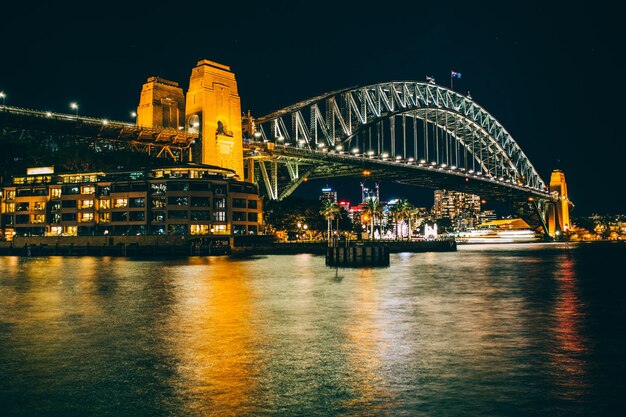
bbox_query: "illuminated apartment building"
[433,189,481,220]
[0,166,262,240]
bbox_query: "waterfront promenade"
[0,236,457,257]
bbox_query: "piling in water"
[326,243,390,267]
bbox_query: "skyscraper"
[432,190,481,220]
[320,187,337,203]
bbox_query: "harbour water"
[1,242,625,416]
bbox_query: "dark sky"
[0,1,622,215]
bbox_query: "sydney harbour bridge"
[0,59,568,237]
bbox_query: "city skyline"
[1,1,623,214]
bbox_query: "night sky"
[0,1,622,215]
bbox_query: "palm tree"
[389,201,402,240]
[400,200,416,240]
[362,198,382,240]
[320,200,340,244]
[335,207,343,239]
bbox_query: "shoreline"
[0,236,457,257]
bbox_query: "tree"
[338,207,353,234]
[400,200,416,240]
[320,200,340,243]
[264,196,326,237]
[362,198,382,240]
[389,201,402,240]
[388,199,414,240]
[435,217,453,234]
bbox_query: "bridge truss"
[246,81,549,202]
[0,106,197,162]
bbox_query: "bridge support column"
[185,59,244,179]
[531,199,551,241]
[245,159,255,183]
[546,169,570,239]
[259,161,278,200]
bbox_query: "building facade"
[320,187,338,203]
[433,189,481,220]
[0,166,262,240]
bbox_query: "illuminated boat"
[457,218,541,244]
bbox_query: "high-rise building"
[361,182,379,204]
[433,190,481,220]
[320,187,337,203]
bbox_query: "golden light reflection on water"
[341,268,393,410]
[0,245,619,416]
[166,257,260,415]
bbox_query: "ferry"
[457,218,541,244]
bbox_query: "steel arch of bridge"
[251,81,547,199]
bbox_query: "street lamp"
[70,102,79,116]
[131,111,137,118]
[0,91,5,106]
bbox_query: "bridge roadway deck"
[244,141,551,202]
[0,105,197,147]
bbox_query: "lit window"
[79,200,94,209]
[99,199,110,209]
[213,225,227,234]
[114,198,128,208]
[130,198,145,208]
[5,203,15,213]
[33,202,46,211]
[152,197,166,208]
[151,183,167,194]
[49,226,62,236]
[81,185,95,194]
[190,224,210,235]
[6,190,16,199]
[214,198,226,209]
[79,212,94,222]
[63,226,77,236]
[32,214,46,224]
[50,188,62,199]
[99,212,110,223]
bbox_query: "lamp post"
[70,102,79,117]
[0,91,5,106]
[297,222,302,242]
[303,224,308,241]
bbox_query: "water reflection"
[1,244,624,416]
[549,254,589,400]
[342,268,392,411]
[166,258,259,416]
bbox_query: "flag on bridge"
[450,71,462,89]
[426,75,436,84]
